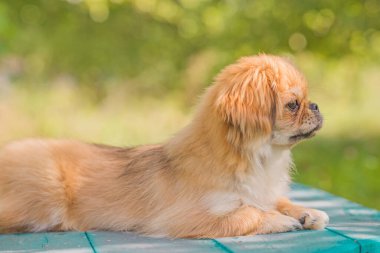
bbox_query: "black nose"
[309,103,319,112]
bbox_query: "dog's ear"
[215,62,277,138]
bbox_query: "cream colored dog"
[0,54,328,238]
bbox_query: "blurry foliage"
[0,0,379,209]
[1,0,380,95]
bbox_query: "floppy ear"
[215,64,277,139]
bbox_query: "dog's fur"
[0,54,328,238]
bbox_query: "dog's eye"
[286,101,299,111]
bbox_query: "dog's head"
[214,54,323,148]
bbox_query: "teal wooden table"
[0,184,379,253]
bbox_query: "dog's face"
[270,70,323,146]
[215,54,323,148]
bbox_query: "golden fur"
[0,54,328,238]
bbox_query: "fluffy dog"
[0,54,328,238]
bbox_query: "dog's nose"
[309,103,319,112]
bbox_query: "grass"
[293,137,380,209]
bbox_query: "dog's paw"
[298,209,329,230]
[257,211,303,234]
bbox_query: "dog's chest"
[238,146,292,210]
[204,146,292,214]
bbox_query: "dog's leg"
[171,205,302,238]
[276,197,329,230]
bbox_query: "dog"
[0,54,329,238]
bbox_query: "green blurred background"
[0,0,379,209]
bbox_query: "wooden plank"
[215,230,359,253]
[0,232,93,253]
[86,231,229,253]
[327,223,380,253]
[290,183,380,253]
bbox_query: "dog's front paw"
[299,209,329,230]
[257,211,303,234]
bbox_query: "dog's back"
[0,139,171,234]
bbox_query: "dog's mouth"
[290,124,321,141]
